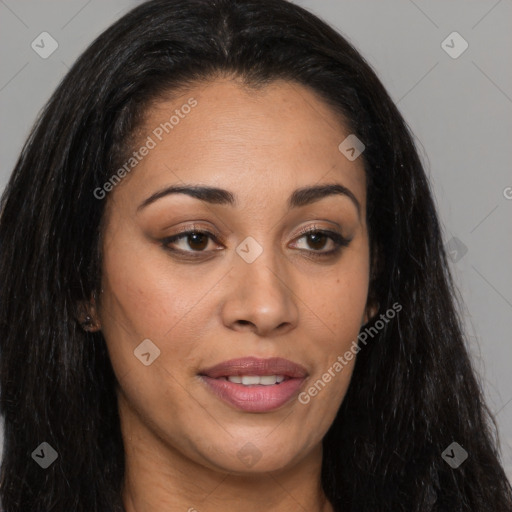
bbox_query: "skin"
[85,77,375,512]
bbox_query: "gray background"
[0,0,511,481]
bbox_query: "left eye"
[291,229,350,254]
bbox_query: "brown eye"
[162,230,219,253]
[291,227,351,259]
[305,232,329,251]
[186,232,209,251]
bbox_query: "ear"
[75,295,101,332]
[362,299,379,326]
[362,244,381,325]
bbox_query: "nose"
[220,244,299,338]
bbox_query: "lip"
[200,357,308,379]
[199,357,308,413]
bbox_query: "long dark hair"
[1,0,510,510]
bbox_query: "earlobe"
[363,246,381,325]
[75,297,101,332]
[362,289,380,326]
[362,302,379,326]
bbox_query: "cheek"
[304,249,370,398]
[98,238,225,392]
[100,235,202,335]
[298,269,369,433]
[98,252,205,426]
[318,253,370,336]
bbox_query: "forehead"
[110,78,366,214]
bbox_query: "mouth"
[198,357,308,413]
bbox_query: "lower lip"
[200,376,306,412]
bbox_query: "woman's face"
[97,78,371,474]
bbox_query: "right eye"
[160,228,224,256]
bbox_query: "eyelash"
[160,224,351,260]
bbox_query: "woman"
[0,0,510,510]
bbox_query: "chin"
[198,437,311,475]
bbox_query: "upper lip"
[199,357,308,378]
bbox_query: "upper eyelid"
[165,224,342,240]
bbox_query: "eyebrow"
[137,182,361,218]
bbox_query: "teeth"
[226,375,286,385]
[242,375,261,385]
[259,375,278,385]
